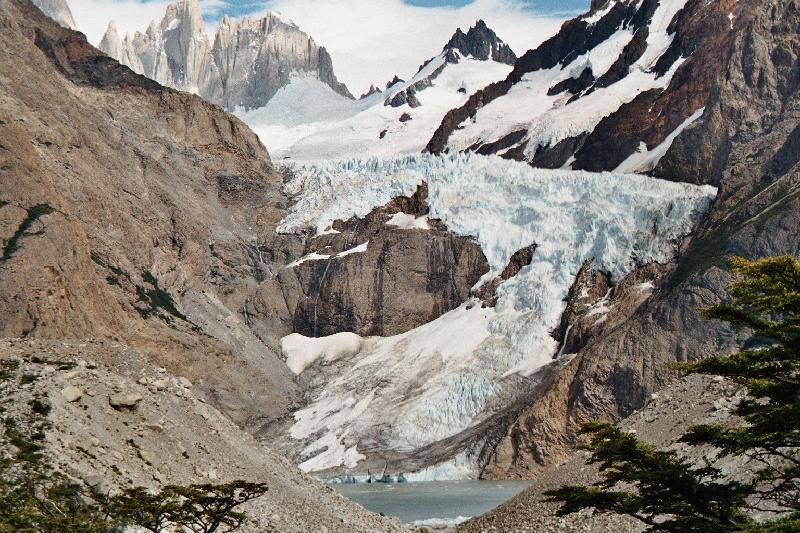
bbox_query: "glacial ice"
[279,153,717,475]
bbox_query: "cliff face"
[0,0,300,430]
[478,0,800,478]
[99,0,353,111]
[254,185,489,340]
[30,0,73,28]
[2,0,504,479]
[213,14,352,110]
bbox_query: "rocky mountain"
[98,0,352,111]
[427,0,734,173]
[0,0,302,433]
[239,20,518,159]
[236,0,799,484]
[4,0,799,524]
[440,0,800,479]
[30,0,74,28]
[0,0,409,527]
[213,13,352,110]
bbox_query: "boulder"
[60,386,83,402]
[109,393,143,410]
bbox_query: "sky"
[68,0,590,95]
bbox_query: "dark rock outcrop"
[251,185,490,338]
[360,84,382,99]
[475,244,536,305]
[444,19,516,65]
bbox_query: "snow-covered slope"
[241,21,515,160]
[427,0,716,176]
[276,153,716,476]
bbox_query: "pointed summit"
[162,0,205,35]
[444,20,516,65]
[99,21,123,61]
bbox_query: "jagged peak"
[442,19,516,65]
[99,20,123,58]
[386,75,405,90]
[161,0,205,35]
[217,11,301,35]
[359,84,382,99]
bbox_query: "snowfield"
[239,52,513,160]
[278,153,717,476]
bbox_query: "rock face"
[98,0,352,111]
[31,0,74,29]
[98,1,223,100]
[444,19,516,65]
[212,13,352,110]
[0,0,301,431]
[254,185,489,339]
[475,0,800,478]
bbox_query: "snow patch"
[241,57,512,160]
[386,212,430,230]
[583,0,617,25]
[615,107,705,173]
[638,281,655,293]
[281,332,364,375]
[336,242,369,258]
[286,251,331,268]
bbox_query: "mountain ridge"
[98,0,353,111]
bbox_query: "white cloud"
[259,0,566,95]
[67,0,567,97]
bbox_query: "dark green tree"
[110,481,268,533]
[545,256,800,531]
[108,486,180,532]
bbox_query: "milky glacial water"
[332,480,532,526]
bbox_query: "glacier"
[277,153,717,477]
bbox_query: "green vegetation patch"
[136,271,188,322]
[1,203,55,262]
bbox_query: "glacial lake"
[332,480,532,526]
